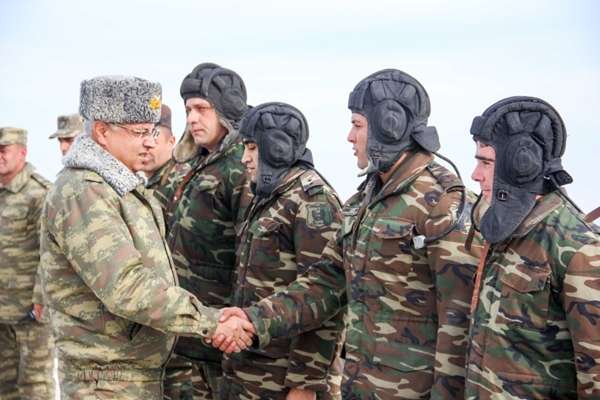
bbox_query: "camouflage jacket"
[158,129,251,361]
[0,163,50,323]
[40,134,219,380]
[246,150,482,399]
[225,166,345,393]
[146,158,177,192]
[465,191,600,399]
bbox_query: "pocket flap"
[373,218,414,239]
[501,267,551,293]
[249,217,281,237]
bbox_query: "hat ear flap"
[371,100,408,143]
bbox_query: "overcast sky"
[1,0,599,211]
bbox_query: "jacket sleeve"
[31,193,46,306]
[284,195,346,392]
[424,195,482,400]
[49,182,219,338]
[563,239,600,398]
[244,229,347,350]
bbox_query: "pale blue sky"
[1,0,599,210]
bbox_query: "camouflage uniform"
[246,150,482,399]
[0,161,55,400]
[465,191,600,399]
[40,134,221,400]
[221,166,344,400]
[158,129,251,399]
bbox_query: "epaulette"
[426,162,464,193]
[300,170,325,196]
[82,171,104,183]
[30,172,51,189]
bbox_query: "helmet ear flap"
[503,136,543,185]
[259,129,294,168]
[371,99,408,144]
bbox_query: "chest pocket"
[496,265,552,330]
[248,217,282,270]
[0,205,30,236]
[371,218,414,269]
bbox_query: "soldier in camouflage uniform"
[465,96,600,399]
[48,113,84,155]
[39,76,253,400]
[219,69,483,399]
[220,102,345,400]
[157,63,252,399]
[141,104,177,193]
[0,127,55,399]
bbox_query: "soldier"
[39,76,253,399]
[157,63,252,399]
[140,104,177,192]
[220,102,345,400]
[465,96,600,399]
[0,127,54,399]
[48,113,84,155]
[218,69,483,399]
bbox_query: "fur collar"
[63,133,142,196]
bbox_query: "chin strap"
[586,206,600,223]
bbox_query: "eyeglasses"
[110,123,160,140]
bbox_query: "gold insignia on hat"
[149,95,161,110]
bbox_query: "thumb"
[219,307,247,323]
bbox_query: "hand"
[32,303,44,322]
[286,388,316,400]
[219,306,249,323]
[211,312,255,354]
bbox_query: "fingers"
[219,307,248,323]
[211,316,256,353]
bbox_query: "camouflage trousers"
[61,378,162,400]
[221,353,341,400]
[341,358,433,399]
[163,354,222,400]
[0,321,55,400]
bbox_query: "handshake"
[209,307,256,354]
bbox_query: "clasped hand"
[209,307,255,354]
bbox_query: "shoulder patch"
[306,202,334,229]
[30,172,51,189]
[300,171,325,196]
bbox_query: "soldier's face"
[58,137,75,155]
[185,97,227,152]
[0,144,26,179]
[348,113,369,169]
[242,141,259,182]
[472,142,496,202]
[95,122,158,172]
[140,126,175,175]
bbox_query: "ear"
[167,134,176,146]
[92,121,110,147]
[19,144,28,159]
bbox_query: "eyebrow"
[475,155,495,162]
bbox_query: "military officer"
[140,104,177,192]
[465,96,600,399]
[48,113,84,155]
[0,127,55,399]
[39,75,253,399]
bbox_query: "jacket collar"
[63,133,142,197]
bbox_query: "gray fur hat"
[79,75,162,124]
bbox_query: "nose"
[347,128,356,144]
[142,136,157,148]
[471,164,482,183]
[241,149,250,165]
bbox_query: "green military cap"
[0,127,27,145]
[49,113,84,139]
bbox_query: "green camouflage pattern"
[465,191,600,399]
[60,377,162,400]
[146,158,179,194]
[0,163,50,323]
[0,321,55,399]
[158,130,251,360]
[221,166,345,400]
[40,157,220,385]
[245,150,483,399]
